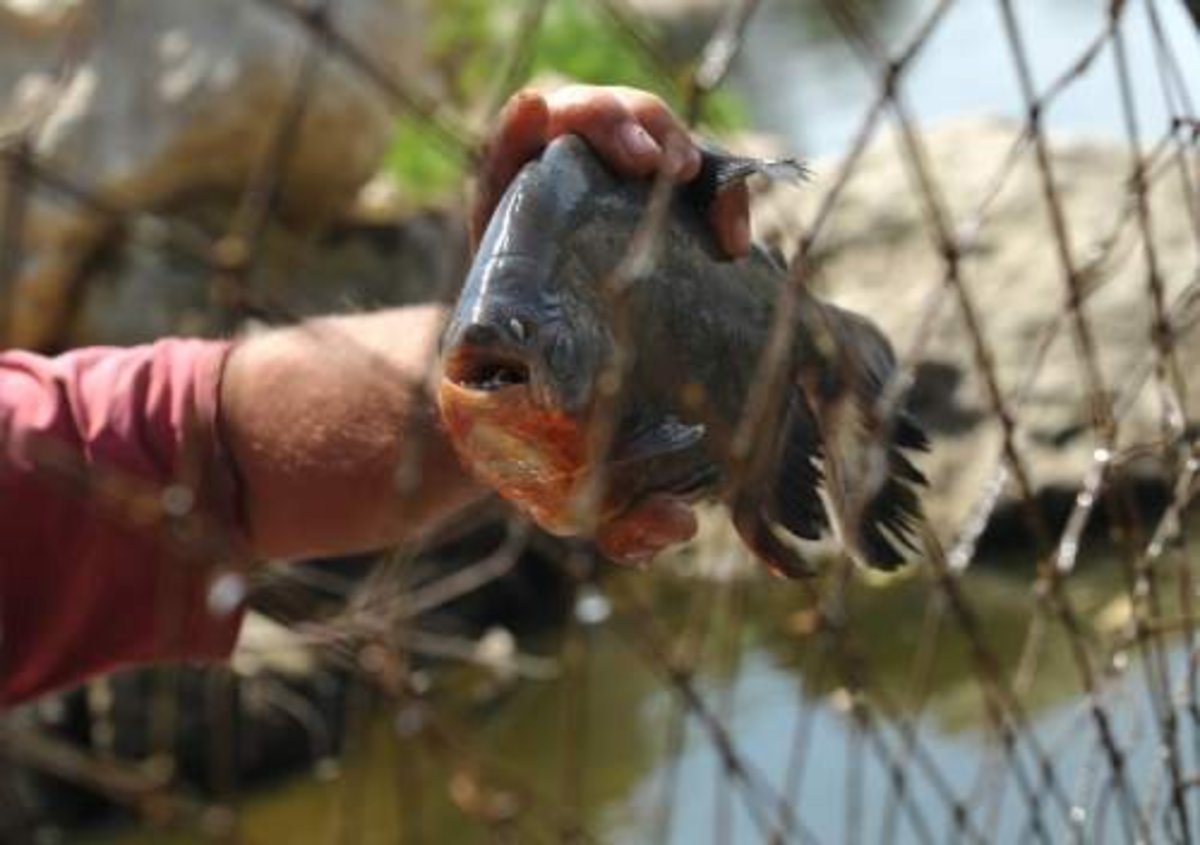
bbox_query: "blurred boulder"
[0,0,430,349]
[752,116,1199,551]
[75,205,468,343]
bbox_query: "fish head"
[439,136,632,533]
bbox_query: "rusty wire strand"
[6,0,1200,842]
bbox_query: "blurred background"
[3,0,1200,842]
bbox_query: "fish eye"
[508,317,527,343]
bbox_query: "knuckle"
[548,88,623,124]
[629,98,676,131]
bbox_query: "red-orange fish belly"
[438,380,615,535]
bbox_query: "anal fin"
[770,394,829,542]
[732,497,816,579]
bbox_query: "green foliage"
[528,2,747,129]
[384,0,749,203]
[383,120,470,205]
[530,3,667,96]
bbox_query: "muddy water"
[92,547,1198,844]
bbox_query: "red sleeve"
[0,339,248,705]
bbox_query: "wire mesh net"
[3,0,1200,842]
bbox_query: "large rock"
[74,204,468,343]
[752,117,1199,552]
[0,0,429,349]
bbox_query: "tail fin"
[814,307,928,570]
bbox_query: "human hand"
[472,84,751,259]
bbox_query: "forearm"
[221,304,486,560]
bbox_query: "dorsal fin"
[681,143,809,210]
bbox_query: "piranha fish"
[437,135,928,577]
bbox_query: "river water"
[94,1,1200,843]
[94,554,1197,844]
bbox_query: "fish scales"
[438,134,928,576]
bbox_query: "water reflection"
[607,554,1194,844]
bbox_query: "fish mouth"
[442,345,531,394]
[437,346,592,535]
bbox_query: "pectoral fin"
[607,413,720,500]
[612,414,706,463]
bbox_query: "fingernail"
[618,122,661,161]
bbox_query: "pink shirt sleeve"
[0,339,247,705]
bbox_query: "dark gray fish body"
[439,135,927,576]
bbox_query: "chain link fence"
[3,0,1200,842]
